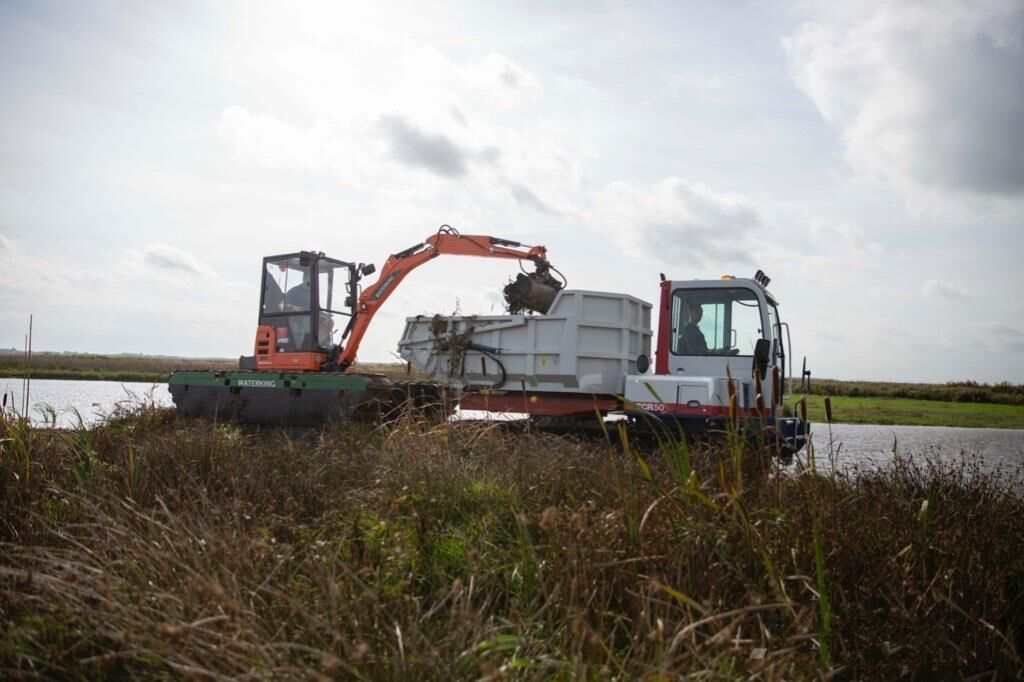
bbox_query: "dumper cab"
[624,273,806,453]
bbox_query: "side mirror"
[360,263,376,276]
[753,338,770,379]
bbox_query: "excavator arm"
[336,226,555,371]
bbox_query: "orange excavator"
[245,225,561,372]
[169,226,562,424]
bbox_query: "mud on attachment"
[503,269,563,314]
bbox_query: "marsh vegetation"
[1,404,1022,678]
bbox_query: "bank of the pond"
[6,374,1024,430]
[0,358,416,384]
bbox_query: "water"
[4,379,1023,482]
[809,422,1024,480]
[1,377,172,428]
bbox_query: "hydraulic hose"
[467,342,507,390]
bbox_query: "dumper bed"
[398,289,652,396]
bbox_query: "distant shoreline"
[0,352,236,385]
[3,353,1023,429]
[1,368,171,383]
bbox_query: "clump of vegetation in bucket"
[1,403,1022,678]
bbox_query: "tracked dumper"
[168,227,562,425]
[399,271,809,455]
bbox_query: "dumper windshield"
[671,287,763,356]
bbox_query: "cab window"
[262,257,312,314]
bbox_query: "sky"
[1,0,1022,383]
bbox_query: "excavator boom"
[337,226,556,370]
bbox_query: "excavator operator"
[285,268,312,311]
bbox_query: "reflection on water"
[3,379,1023,483]
[809,422,1024,481]
[1,377,171,428]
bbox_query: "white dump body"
[398,290,652,395]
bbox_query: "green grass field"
[807,377,1024,406]
[801,394,1024,429]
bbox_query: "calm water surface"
[809,422,1024,480]
[1,377,171,427]
[4,379,1023,480]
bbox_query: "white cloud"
[508,182,558,215]
[396,48,543,109]
[595,178,760,267]
[0,234,12,257]
[215,44,567,210]
[467,53,544,106]
[784,1,1024,196]
[985,324,1024,353]
[922,278,968,299]
[0,244,118,313]
[808,221,881,255]
[219,107,337,173]
[867,286,912,301]
[900,323,1024,356]
[143,244,216,278]
[377,115,474,178]
[666,70,724,92]
[754,220,885,291]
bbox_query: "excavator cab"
[241,251,369,371]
